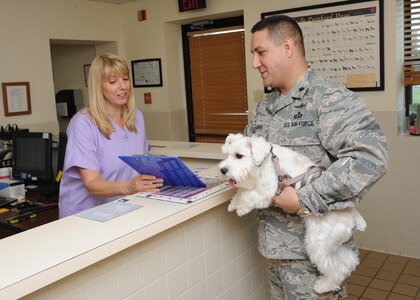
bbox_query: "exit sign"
[178,0,206,12]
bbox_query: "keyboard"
[0,196,17,207]
[16,202,58,214]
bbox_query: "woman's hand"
[127,174,164,194]
[79,168,164,197]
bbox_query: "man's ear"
[282,38,294,58]
[248,135,271,165]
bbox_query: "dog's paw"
[314,277,340,294]
[254,199,271,209]
[236,207,251,217]
[227,203,236,212]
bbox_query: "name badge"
[284,120,315,128]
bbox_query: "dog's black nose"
[220,167,228,175]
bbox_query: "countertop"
[0,166,234,299]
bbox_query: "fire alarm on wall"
[138,9,147,21]
[144,92,152,104]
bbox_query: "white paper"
[6,86,28,113]
[76,199,143,222]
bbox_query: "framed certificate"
[131,58,163,87]
[2,82,32,116]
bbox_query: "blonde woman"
[59,53,163,218]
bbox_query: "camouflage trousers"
[266,258,347,300]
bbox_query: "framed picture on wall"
[2,82,32,116]
[131,58,163,87]
[262,0,384,91]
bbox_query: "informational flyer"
[77,199,143,222]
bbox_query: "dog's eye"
[235,153,243,159]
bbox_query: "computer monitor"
[55,89,83,118]
[12,132,53,182]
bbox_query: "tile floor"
[347,250,420,299]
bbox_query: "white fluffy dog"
[219,133,366,294]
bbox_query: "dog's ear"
[248,135,271,165]
[225,133,243,144]
[222,133,244,154]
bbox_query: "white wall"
[50,44,96,105]
[0,0,123,134]
[119,0,401,141]
[50,43,96,131]
[0,0,403,134]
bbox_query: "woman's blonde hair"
[87,53,137,139]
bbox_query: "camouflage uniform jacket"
[244,68,388,259]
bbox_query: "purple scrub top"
[58,108,149,218]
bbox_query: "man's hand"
[272,186,300,214]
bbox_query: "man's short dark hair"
[251,15,305,56]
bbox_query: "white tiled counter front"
[0,141,269,299]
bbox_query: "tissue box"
[0,167,11,180]
[0,179,25,199]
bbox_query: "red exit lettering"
[183,0,199,10]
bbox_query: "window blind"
[188,26,248,142]
[404,0,420,85]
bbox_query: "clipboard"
[119,155,206,187]
[119,156,230,204]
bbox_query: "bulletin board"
[262,0,384,91]
[131,58,163,87]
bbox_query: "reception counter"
[0,141,269,299]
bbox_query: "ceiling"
[86,0,136,4]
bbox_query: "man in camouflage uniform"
[245,15,388,299]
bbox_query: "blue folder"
[119,155,207,187]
